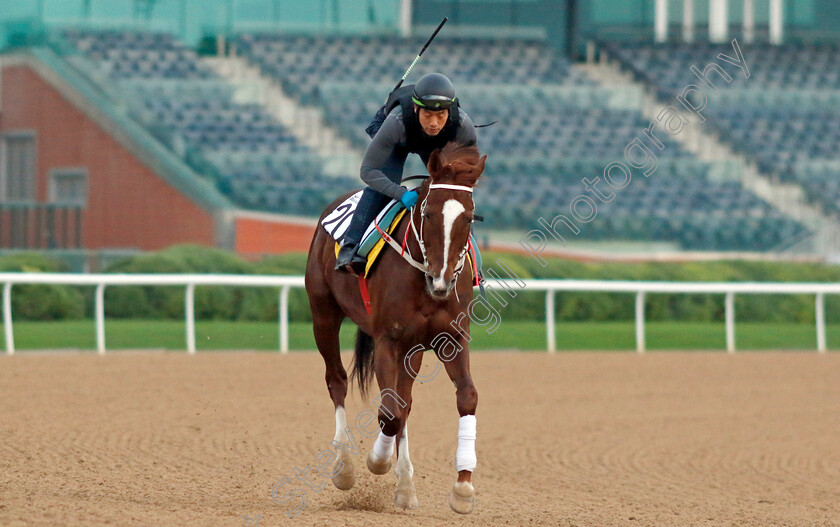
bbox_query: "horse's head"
[415,143,486,300]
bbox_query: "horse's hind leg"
[366,338,402,476]
[310,295,356,490]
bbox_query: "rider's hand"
[400,189,419,208]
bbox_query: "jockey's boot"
[335,212,369,275]
[335,188,389,275]
[335,242,366,275]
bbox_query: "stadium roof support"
[769,0,784,44]
[683,0,695,42]
[654,0,667,43]
[400,0,412,37]
[656,0,784,45]
[743,0,755,43]
[709,0,728,43]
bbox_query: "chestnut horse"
[304,143,486,514]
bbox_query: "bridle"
[376,182,474,280]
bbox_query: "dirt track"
[1,351,839,526]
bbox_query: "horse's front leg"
[393,352,420,509]
[440,348,478,514]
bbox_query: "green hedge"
[3,246,840,323]
[479,252,840,323]
[0,253,84,321]
[99,245,300,321]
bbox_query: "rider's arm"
[456,110,477,147]
[360,108,409,201]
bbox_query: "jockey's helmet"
[412,73,456,111]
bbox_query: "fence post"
[816,292,826,353]
[95,283,106,355]
[185,284,196,354]
[546,290,556,353]
[3,282,14,355]
[635,291,645,353]
[279,285,290,354]
[725,292,736,353]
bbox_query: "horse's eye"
[423,212,431,220]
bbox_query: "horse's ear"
[467,155,487,184]
[427,149,442,178]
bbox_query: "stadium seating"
[234,32,803,249]
[235,33,593,104]
[603,41,840,221]
[54,29,807,250]
[478,158,802,250]
[62,29,216,80]
[60,29,353,216]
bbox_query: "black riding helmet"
[412,73,456,111]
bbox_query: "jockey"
[336,72,477,273]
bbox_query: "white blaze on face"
[433,199,466,290]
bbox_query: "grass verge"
[2,319,835,352]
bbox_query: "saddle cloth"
[324,193,409,278]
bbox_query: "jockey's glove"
[400,189,419,208]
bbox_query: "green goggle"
[412,95,455,110]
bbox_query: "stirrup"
[335,254,366,275]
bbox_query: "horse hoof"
[331,471,355,490]
[448,481,475,514]
[395,490,419,510]
[331,451,356,490]
[395,481,419,510]
[366,451,392,475]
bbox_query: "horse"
[304,142,486,514]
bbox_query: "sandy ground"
[1,351,839,526]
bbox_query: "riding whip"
[392,16,448,94]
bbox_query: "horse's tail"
[350,329,375,398]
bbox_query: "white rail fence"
[1,273,837,355]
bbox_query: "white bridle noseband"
[427,184,474,192]
[377,183,474,278]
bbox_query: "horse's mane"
[431,142,484,187]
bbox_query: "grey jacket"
[360,106,477,200]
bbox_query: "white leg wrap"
[395,426,414,479]
[456,414,477,472]
[333,406,347,442]
[372,431,395,462]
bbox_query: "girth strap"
[359,275,371,314]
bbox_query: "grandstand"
[600,38,840,253]
[229,30,807,250]
[604,42,840,186]
[1,0,838,261]
[60,28,358,217]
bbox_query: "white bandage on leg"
[372,431,396,462]
[455,414,477,472]
[333,406,347,442]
